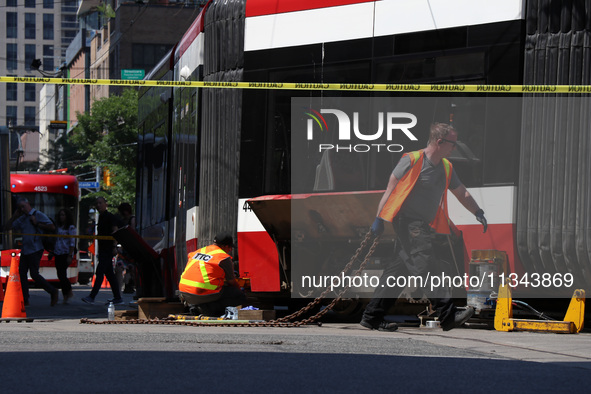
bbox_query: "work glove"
[475,209,487,233]
[371,217,384,236]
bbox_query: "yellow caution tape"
[0,231,114,240]
[2,76,591,93]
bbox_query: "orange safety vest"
[378,150,453,234]
[179,244,230,296]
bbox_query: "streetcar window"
[184,89,198,210]
[241,59,372,197]
[152,121,167,224]
[14,192,77,223]
[137,82,172,230]
[375,51,486,84]
[481,97,521,186]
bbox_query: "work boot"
[188,306,200,316]
[442,306,474,331]
[360,319,398,332]
[197,304,216,317]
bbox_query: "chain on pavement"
[80,232,381,328]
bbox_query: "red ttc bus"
[1,173,80,285]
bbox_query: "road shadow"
[0,350,589,393]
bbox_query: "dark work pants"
[89,251,121,299]
[54,254,73,296]
[20,249,56,302]
[362,218,456,328]
[182,286,247,317]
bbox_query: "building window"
[43,45,54,72]
[62,14,78,29]
[25,0,36,7]
[43,14,54,40]
[25,45,36,71]
[7,83,17,101]
[44,0,54,9]
[25,107,36,126]
[25,13,36,39]
[62,0,78,13]
[7,0,17,7]
[63,30,77,40]
[6,106,17,127]
[7,12,17,38]
[25,84,36,102]
[7,44,17,70]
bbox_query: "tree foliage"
[40,130,83,172]
[70,89,138,210]
[97,1,116,19]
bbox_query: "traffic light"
[103,168,112,187]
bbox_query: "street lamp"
[30,58,66,78]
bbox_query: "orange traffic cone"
[91,275,111,289]
[1,255,26,319]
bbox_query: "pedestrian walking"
[53,208,76,304]
[4,197,59,306]
[82,197,123,305]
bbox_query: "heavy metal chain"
[274,232,380,326]
[80,232,381,328]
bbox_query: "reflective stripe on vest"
[179,245,229,295]
[179,261,219,290]
[378,150,453,234]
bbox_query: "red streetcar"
[135,0,591,311]
[1,173,80,285]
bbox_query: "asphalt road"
[1,286,590,393]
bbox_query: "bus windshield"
[15,192,78,225]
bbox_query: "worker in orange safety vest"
[360,122,488,332]
[179,232,246,316]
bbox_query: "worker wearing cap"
[361,122,488,332]
[179,232,246,316]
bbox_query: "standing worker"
[361,122,488,332]
[53,208,77,304]
[115,202,137,294]
[117,202,136,230]
[82,197,123,304]
[3,197,59,306]
[179,232,246,316]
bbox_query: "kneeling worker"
[179,232,246,316]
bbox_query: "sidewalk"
[11,284,137,321]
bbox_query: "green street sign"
[121,69,145,80]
